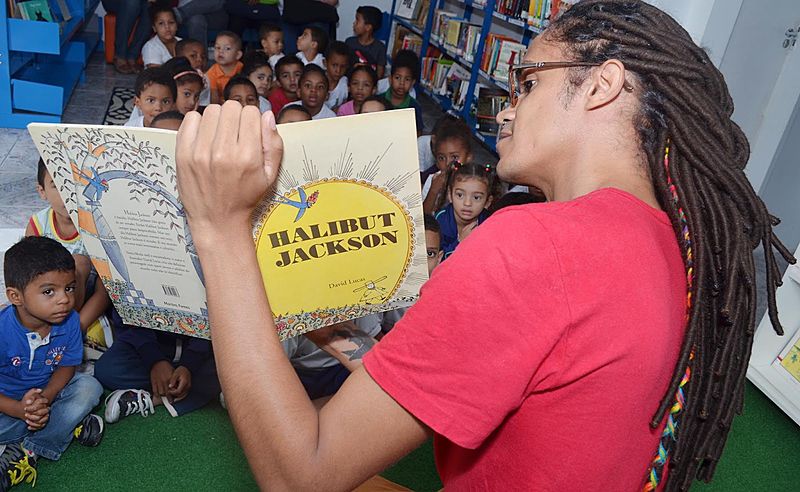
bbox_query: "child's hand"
[168,366,192,402]
[20,388,49,430]
[150,360,174,397]
[460,221,479,241]
[176,102,284,247]
[430,171,447,192]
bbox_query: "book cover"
[18,0,53,21]
[28,110,429,340]
[396,0,421,20]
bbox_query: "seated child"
[95,312,220,422]
[296,26,327,69]
[424,214,444,276]
[224,76,259,108]
[434,162,495,258]
[324,41,351,110]
[379,49,424,133]
[360,95,391,113]
[162,56,203,114]
[422,117,473,214]
[149,110,184,131]
[285,65,336,119]
[241,51,274,114]
[142,3,181,68]
[207,31,244,104]
[268,55,303,116]
[176,38,211,107]
[277,105,312,124]
[346,6,386,78]
[0,237,104,485]
[124,67,177,127]
[27,160,112,352]
[259,22,284,69]
[337,65,376,116]
[418,114,459,173]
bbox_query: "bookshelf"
[0,0,101,128]
[389,0,547,155]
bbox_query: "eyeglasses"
[508,61,634,106]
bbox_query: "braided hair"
[545,1,796,490]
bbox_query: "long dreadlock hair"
[545,1,795,490]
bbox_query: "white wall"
[336,0,394,41]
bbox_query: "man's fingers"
[261,110,284,180]
[176,110,202,171]
[212,101,245,161]
[194,104,222,165]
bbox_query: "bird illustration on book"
[273,187,320,222]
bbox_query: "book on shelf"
[17,0,54,21]
[410,0,430,29]
[446,63,472,110]
[396,0,423,20]
[391,25,423,58]
[27,110,429,341]
[475,86,510,135]
[527,0,574,29]
[493,39,527,81]
[54,0,72,21]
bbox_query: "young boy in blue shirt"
[0,237,104,489]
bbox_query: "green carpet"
[21,382,800,490]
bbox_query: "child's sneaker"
[104,389,155,423]
[73,414,104,447]
[0,443,37,491]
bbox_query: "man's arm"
[177,104,430,490]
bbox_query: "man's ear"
[584,59,628,111]
[6,287,23,307]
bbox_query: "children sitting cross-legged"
[241,51,274,114]
[324,41,351,110]
[94,314,220,423]
[380,49,424,133]
[207,31,244,104]
[346,6,387,78]
[0,237,104,489]
[149,110,184,131]
[421,117,473,214]
[125,67,177,127]
[296,25,327,69]
[285,65,336,119]
[277,105,312,124]
[336,65,376,117]
[224,76,259,108]
[268,55,303,116]
[435,162,497,259]
[258,22,284,69]
[142,2,181,68]
[162,56,203,115]
[359,95,391,113]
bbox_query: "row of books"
[419,48,472,111]
[471,0,575,29]
[480,33,526,82]
[395,0,430,29]
[7,0,72,22]
[429,11,482,63]
[391,25,424,59]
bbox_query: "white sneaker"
[104,389,155,423]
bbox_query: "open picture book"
[28,109,428,340]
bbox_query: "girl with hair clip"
[434,162,497,258]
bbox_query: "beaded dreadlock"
[545,1,796,490]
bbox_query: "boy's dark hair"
[162,56,202,86]
[134,67,178,100]
[148,0,175,24]
[362,95,391,110]
[176,38,204,57]
[4,236,75,291]
[327,40,351,61]
[423,214,440,234]
[150,110,185,127]
[275,54,303,75]
[487,191,545,215]
[357,6,383,32]
[216,30,242,52]
[277,104,312,122]
[306,26,329,54]
[299,64,329,90]
[347,64,377,86]
[36,158,47,187]
[242,51,272,77]
[223,76,257,100]
[259,22,282,40]
[434,117,472,154]
[391,49,420,81]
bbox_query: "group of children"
[0,4,546,489]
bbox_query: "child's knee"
[69,374,103,407]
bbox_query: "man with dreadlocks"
[173,0,794,490]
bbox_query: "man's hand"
[168,366,192,402]
[150,360,174,398]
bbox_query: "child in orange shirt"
[206,31,243,104]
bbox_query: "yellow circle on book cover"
[255,179,414,316]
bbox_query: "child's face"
[261,31,284,56]
[450,177,491,224]
[348,70,375,104]
[180,43,206,71]
[353,13,368,36]
[215,35,242,67]
[248,66,273,97]
[435,138,471,172]
[390,67,415,100]
[228,84,259,107]
[153,11,178,42]
[298,72,328,110]
[360,100,385,113]
[297,29,315,52]
[425,230,443,276]
[176,80,202,114]
[325,53,349,85]
[277,63,303,96]
[135,83,175,127]
[36,172,68,219]
[151,118,182,131]
[9,270,77,329]
[278,108,312,124]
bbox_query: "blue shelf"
[469,1,543,35]
[394,16,423,37]
[8,16,84,55]
[478,69,509,92]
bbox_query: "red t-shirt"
[363,188,686,490]
[268,87,295,117]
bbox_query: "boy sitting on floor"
[284,65,336,120]
[124,67,177,128]
[0,237,104,489]
[345,6,386,78]
[379,49,424,133]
